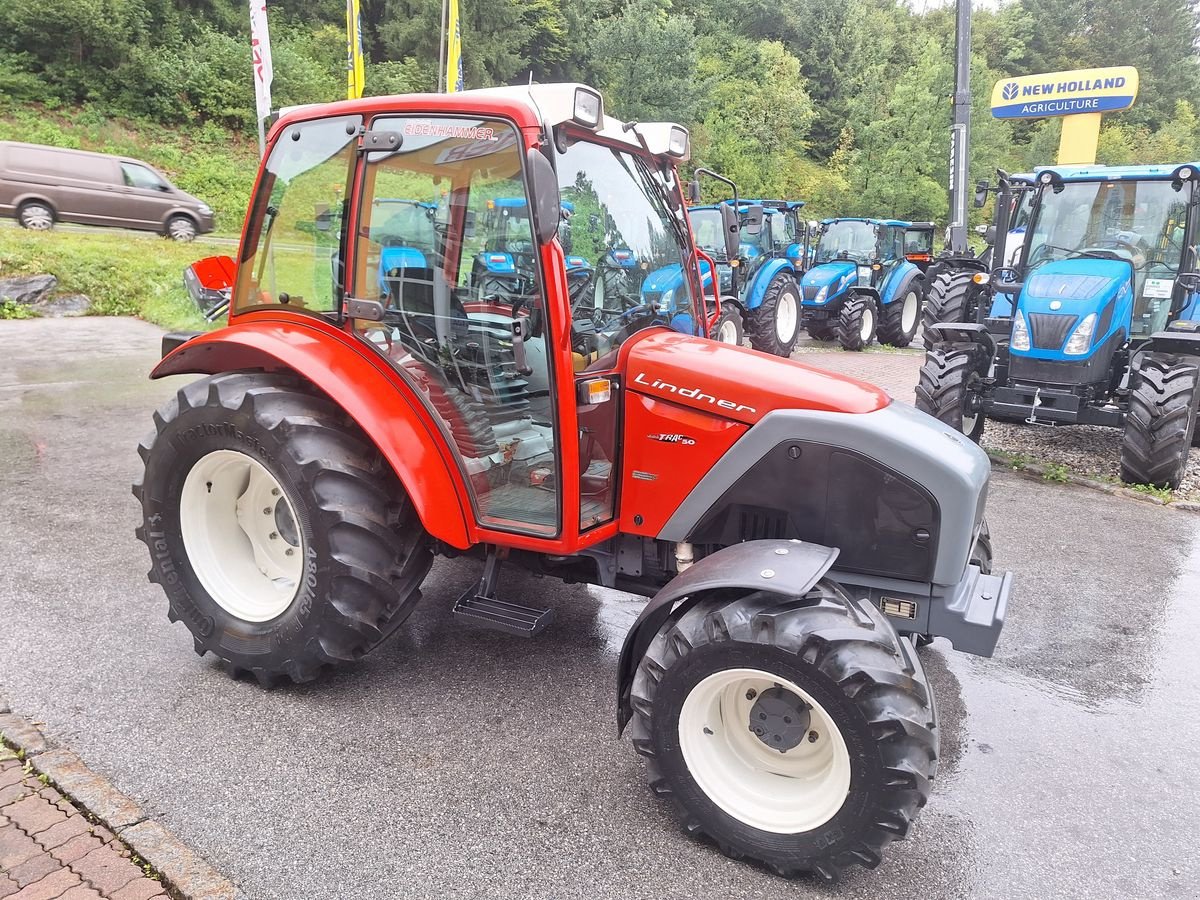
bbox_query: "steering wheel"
[1077,237,1144,265]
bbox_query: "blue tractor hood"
[799,260,857,304]
[1013,258,1133,358]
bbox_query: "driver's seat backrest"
[385,266,468,342]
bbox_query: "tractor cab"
[798,218,933,350]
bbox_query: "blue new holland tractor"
[686,199,809,354]
[799,218,935,350]
[918,163,1200,488]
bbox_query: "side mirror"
[1176,272,1200,292]
[687,179,701,203]
[974,179,990,208]
[741,205,764,236]
[719,203,739,259]
[526,148,561,245]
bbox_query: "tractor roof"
[691,200,804,213]
[1033,162,1200,182]
[820,217,912,228]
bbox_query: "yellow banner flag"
[346,0,365,100]
[446,0,463,93]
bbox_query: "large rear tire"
[1119,354,1200,489]
[748,277,801,357]
[628,582,937,881]
[921,269,979,349]
[836,294,877,352]
[877,282,923,348]
[915,347,986,442]
[133,372,433,685]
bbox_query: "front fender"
[151,316,472,549]
[744,258,795,310]
[881,261,922,306]
[616,539,839,733]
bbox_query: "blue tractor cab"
[919,163,1200,488]
[371,199,438,298]
[799,217,934,350]
[687,199,809,354]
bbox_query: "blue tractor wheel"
[877,281,923,348]
[747,276,801,357]
[713,303,744,345]
[835,294,877,352]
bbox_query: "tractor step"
[452,592,555,637]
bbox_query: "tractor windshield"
[555,138,700,364]
[1025,179,1193,286]
[815,220,877,263]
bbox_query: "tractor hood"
[624,331,889,425]
[799,261,857,303]
[1014,258,1132,357]
[641,261,715,304]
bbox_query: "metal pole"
[437,0,448,93]
[948,0,972,253]
[257,118,266,158]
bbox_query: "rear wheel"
[1119,354,1200,489]
[836,294,877,352]
[915,347,986,442]
[713,304,744,345]
[748,277,801,357]
[166,215,198,241]
[877,282,923,347]
[18,201,53,231]
[922,269,979,349]
[629,583,937,881]
[133,372,433,684]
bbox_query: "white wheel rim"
[962,406,980,435]
[678,668,851,834]
[22,206,52,229]
[901,290,919,333]
[860,306,875,343]
[169,219,196,241]
[718,319,739,344]
[775,293,798,343]
[180,450,304,622]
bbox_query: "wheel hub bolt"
[269,532,278,540]
[808,731,819,743]
[285,549,294,557]
[263,507,272,515]
[271,488,280,496]
[745,689,757,700]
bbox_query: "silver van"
[0,141,215,240]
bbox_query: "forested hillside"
[2,0,1198,225]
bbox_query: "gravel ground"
[791,333,1200,502]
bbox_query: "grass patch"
[1128,482,1175,502]
[0,298,35,319]
[1040,463,1070,483]
[0,228,210,331]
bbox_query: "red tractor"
[134,84,1010,880]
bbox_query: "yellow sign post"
[990,66,1139,165]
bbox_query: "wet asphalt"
[1,317,1198,900]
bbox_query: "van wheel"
[167,215,198,242]
[18,202,54,231]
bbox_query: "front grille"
[802,284,823,301]
[1028,312,1078,350]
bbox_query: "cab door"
[346,114,565,538]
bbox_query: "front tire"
[1119,354,1200,489]
[713,304,744,345]
[915,347,986,442]
[166,215,198,242]
[748,277,801,357]
[628,582,937,881]
[877,281,923,347]
[836,294,877,351]
[133,372,433,684]
[18,201,54,231]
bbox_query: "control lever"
[512,318,533,376]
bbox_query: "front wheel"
[712,304,744,345]
[18,201,54,231]
[133,372,433,684]
[166,215,198,241]
[628,582,937,881]
[836,294,877,351]
[915,347,986,442]
[877,282,923,347]
[1119,354,1199,489]
[748,277,801,357]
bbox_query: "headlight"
[667,126,689,158]
[1011,310,1031,351]
[857,265,873,283]
[814,285,828,303]
[572,87,603,128]
[197,204,212,215]
[1063,313,1097,355]
[658,287,674,310]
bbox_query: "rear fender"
[616,539,838,733]
[151,319,472,549]
[744,258,795,310]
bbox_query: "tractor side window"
[233,114,362,317]
[350,116,561,537]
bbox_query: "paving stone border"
[0,699,238,900]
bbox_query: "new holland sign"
[990,66,1139,119]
